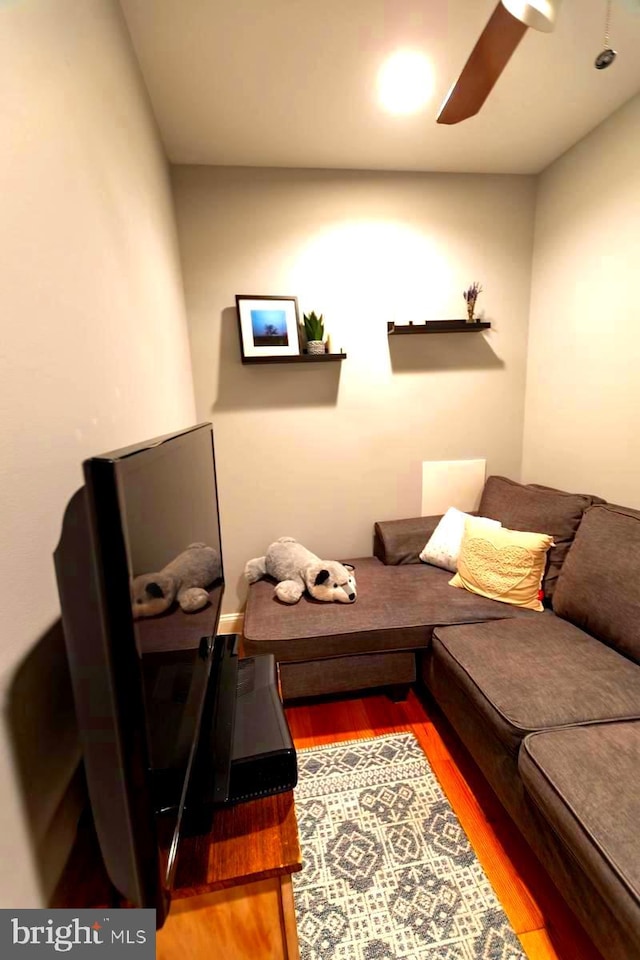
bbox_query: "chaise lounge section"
[243,553,537,699]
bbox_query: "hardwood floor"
[285,688,604,960]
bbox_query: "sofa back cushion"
[478,476,598,602]
[552,504,640,663]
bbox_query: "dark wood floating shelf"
[242,352,347,365]
[387,321,491,335]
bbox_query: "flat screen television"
[54,423,230,925]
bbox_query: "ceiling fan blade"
[437,2,528,125]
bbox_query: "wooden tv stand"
[158,790,301,959]
[54,789,301,960]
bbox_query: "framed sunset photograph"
[236,295,301,361]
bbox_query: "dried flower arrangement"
[463,282,483,322]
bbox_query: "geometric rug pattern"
[293,733,526,960]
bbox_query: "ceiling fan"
[437,0,635,123]
[437,0,563,125]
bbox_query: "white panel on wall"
[421,460,486,515]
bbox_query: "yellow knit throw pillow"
[449,517,554,612]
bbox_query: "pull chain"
[595,0,617,70]
[604,0,612,48]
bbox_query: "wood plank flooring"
[285,689,604,960]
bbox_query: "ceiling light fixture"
[377,50,434,116]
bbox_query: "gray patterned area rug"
[292,732,526,960]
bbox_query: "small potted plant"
[463,282,483,323]
[303,311,325,354]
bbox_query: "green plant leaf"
[303,311,324,340]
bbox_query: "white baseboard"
[218,612,244,637]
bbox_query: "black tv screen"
[55,423,225,924]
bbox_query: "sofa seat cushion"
[431,616,640,757]
[478,476,600,602]
[243,556,535,663]
[552,503,640,664]
[520,721,640,934]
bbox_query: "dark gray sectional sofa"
[243,476,640,960]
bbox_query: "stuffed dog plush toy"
[244,537,357,605]
[131,542,221,618]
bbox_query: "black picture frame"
[235,295,301,362]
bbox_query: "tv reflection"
[131,542,222,619]
[130,540,224,812]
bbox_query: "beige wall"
[522,93,640,505]
[172,167,536,614]
[0,0,195,905]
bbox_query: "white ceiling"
[120,0,640,174]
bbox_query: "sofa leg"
[387,683,410,703]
